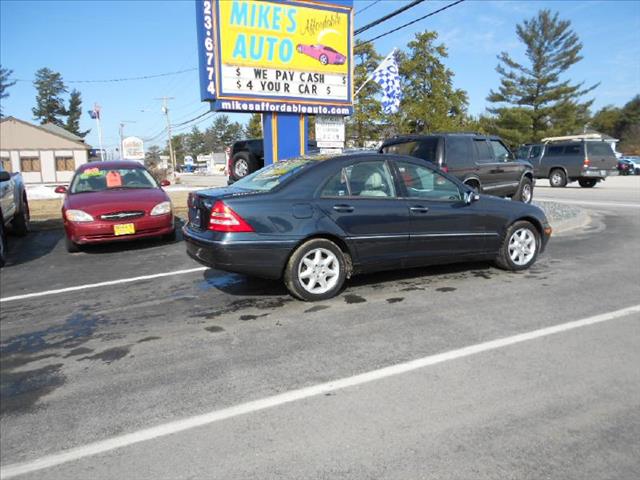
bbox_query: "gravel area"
[534,200,589,233]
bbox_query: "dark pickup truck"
[228,138,319,181]
[0,167,30,266]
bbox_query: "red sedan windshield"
[70,167,158,193]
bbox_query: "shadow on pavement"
[3,229,64,268]
[205,261,498,298]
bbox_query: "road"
[1,177,639,479]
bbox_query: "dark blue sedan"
[184,154,552,301]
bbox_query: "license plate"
[113,223,135,236]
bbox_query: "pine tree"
[487,10,597,144]
[32,67,68,126]
[246,113,262,138]
[65,89,90,138]
[0,65,17,117]
[347,40,383,146]
[393,31,469,134]
[187,126,207,156]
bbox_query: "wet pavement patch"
[78,346,131,365]
[137,336,161,343]
[344,294,367,304]
[472,271,493,279]
[64,347,94,358]
[0,363,65,416]
[239,313,269,321]
[386,297,404,304]
[401,286,426,292]
[305,305,330,313]
[193,297,293,320]
[204,326,225,333]
[436,287,456,292]
[0,312,104,356]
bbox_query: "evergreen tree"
[487,10,597,144]
[145,145,162,167]
[32,67,68,126]
[246,113,262,138]
[347,40,383,146]
[393,31,469,134]
[186,126,207,156]
[65,89,89,138]
[616,95,640,154]
[0,65,17,117]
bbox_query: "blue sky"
[1,0,638,152]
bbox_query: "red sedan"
[55,161,175,252]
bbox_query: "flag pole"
[96,115,104,161]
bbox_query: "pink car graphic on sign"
[296,44,346,65]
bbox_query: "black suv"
[380,133,534,202]
[228,138,319,181]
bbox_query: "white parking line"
[2,304,638,479]
[536,198,640,208]
[0,267,208,303]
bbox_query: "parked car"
[617,158,635,175]
[184,154,551,301]
[228,138,319,182]
[620,156,640,175]
[55,161,175,252]
[518,140,618,187]
[0,167,30,267]
[297,44,346,65]
[380,133,535,203]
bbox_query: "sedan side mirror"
[54,185,68,194]
[160,179,170,187]
[464,190,480,205]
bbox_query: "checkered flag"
[370,49,402,114]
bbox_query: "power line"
[172,110,213,128]
[356,0,382,16]
[15,68,197,84]
[358,0,466,46]
[355,0,428,36]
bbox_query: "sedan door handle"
[409,206,429,214]
[333,204,354,213]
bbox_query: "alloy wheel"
[234,159,249,178]
[508,228,537,266]
[522,183,532,203]
[298,248,340,294]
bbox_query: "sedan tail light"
[208,200,254,232]
[584,157,590,167]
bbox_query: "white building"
[0,117,91,184]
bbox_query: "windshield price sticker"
[197,0,353,113]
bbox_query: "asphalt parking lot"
[1,176,639,479]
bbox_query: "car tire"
[231,152,257,181]
[464,180,480,193]
[284,238,347,301]
[65,236,80,253]
[515,177,534,203]
[549,169,567,188]
[319,54,328,65]
[0,221,7,268]
[578,178,598,188]
[11,195,30,236]
[495,220,541,271]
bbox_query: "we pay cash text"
[222,66,349,100]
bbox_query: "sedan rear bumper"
[66,214,174,245]
[183,226,295,279]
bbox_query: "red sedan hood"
[65,188,170,216]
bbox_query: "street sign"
[316,115,345,142]
[122,137,144,162]
[196,0,353,115]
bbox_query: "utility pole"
[156,97,176,174]
[119,120,136,160]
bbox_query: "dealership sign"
[196,0,353,115]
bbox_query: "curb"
[535,200,590,235]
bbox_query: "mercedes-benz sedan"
[184,154,552,301]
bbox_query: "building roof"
[40,122,86,143]
[0,116,91,149]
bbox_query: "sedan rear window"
[70,167,157,194]
[233,158,315,191]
